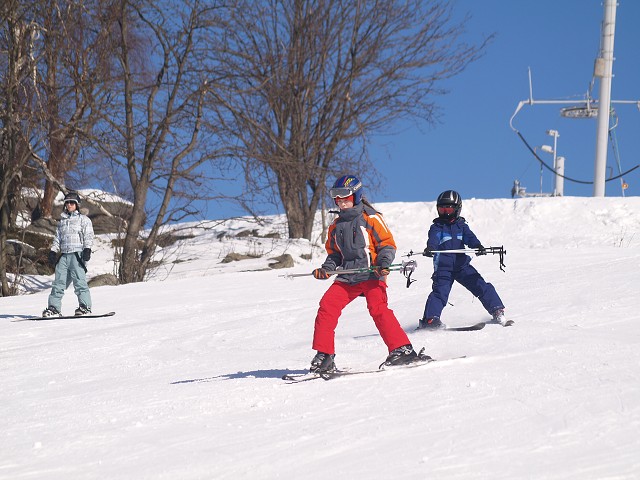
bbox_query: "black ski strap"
[75,252,88,273]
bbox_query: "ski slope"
[2,196,640,479]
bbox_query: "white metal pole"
[555,156,565,196]
[552,131,558,195]
[593,0,617,197]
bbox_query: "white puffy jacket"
[52,211,94,254]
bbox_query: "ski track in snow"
[1,197,640,479]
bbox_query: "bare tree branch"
[207,0,492,239]
[106,0,228,283]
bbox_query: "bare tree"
[209,0,492,239]
[1,0,121,296]
[105,0,226,283]
[34,0,117,219]
[0,0,43,295]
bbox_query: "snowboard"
[11,311,116,322]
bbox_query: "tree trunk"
[281,192,319,240]
[0,200,11,296]
[119,186,148,284]
[283,197,306,239]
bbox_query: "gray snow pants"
[47,252,92,312]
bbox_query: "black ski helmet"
[63,191,81,207]
[436,190,462,221]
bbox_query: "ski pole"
[405,246,507,271]
[405,248,479,255]
[278,260,418,283]
[279,263,397,279]
[425,249,478,254]
[406,246,506,256]
[278,267,372,279]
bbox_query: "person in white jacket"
[42,192,95,317]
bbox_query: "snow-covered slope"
[2,196,639,479]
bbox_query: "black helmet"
[63,191,81,207]
[436,190,461,221]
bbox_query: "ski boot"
[381,344,432,368]
[310,352,336,374]
[416,316,445,330]
[492,308,512,326]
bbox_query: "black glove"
[423,248,433,258]
[313,268,330,280]
[48,251,57,266]
[373,264,390,277]
[476,245,487,256]
[82,248,92,262]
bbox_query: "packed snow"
[1,196,640,479]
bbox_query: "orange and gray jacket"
[321,203,396,284]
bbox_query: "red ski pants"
[312,279,410,355]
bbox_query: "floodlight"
[560,105,599,118]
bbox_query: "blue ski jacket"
[426,217,482,272]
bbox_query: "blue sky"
[203,0,639,220]
[370,0,640,207]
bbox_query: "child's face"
[335,195,354,210]
[65,201,77,212]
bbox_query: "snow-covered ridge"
[152,196,640,281]
[10,196,640,291]
[381,196,640,250]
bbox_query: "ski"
[488,319,514,327]
[282,356,466,383]
[415,322,486,332]
[11,311,116,322]
[282,372,329,383]
[444,322,486,331]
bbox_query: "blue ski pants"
[423,264,503,320]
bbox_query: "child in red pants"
[309,175,429,373]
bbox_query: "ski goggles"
[437,205,456,214]
[334,195,354,204]
[329,187,359,199]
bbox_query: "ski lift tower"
[509,0,640,197]
[593,0,617,197]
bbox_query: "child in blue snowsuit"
[418,190,507,329]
